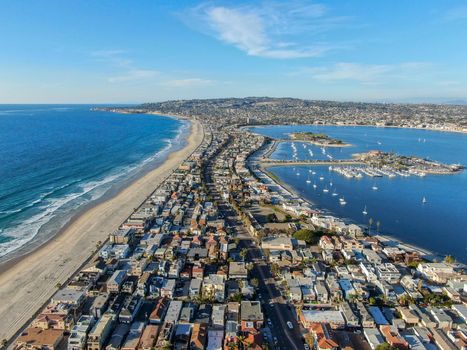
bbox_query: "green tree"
[230,293,243,302]
[160,342,172,350]
[251,278,259,288]
[376,343,398,350]
[423,292,453,307]
[292,229,321,244]
[267,213,277,223]
[368,218,374,234]
[417,279,423,292]
[444,255,455,264]
[240,248,248,259]
[271,263,280,276]
[398,294,414,306]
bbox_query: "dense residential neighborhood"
[113,98,467,133]
[11,110,467,350]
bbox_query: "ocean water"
[250,125,467,263]
[0,105,187,259]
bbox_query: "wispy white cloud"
[301,63,392,83]
[91,50,159,83]
[108,69,159,83]
[182,1,347,59]
[296,62,433,84]
[165,78,214,88]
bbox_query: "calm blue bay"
[0,105,186,259]
[250,125,467,263]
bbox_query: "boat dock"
[261,159,362,166]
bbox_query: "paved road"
[203,138,305,350]
[244,244,305,350]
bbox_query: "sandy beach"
[0,118,204,341]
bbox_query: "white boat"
[313,183,317,189]
[372,185,378,190]
[306,178,311,183]
[422,196,427,204]
[312,171,316,175]
[296,172,300,176]
[339,197,347,205]
[332,189,338,196]
[319,176,324,181]
[329,182,333,187]
[362,206,368,215]
[323,187,329,193]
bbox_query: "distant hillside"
[133,97,467,131]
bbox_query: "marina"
[331,165,410,178]
[251,124,467,263]
[3,2,467,347]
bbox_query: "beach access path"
[0,119,204,341]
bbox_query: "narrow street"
[203,137,305,350]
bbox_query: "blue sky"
[0,0,466,103]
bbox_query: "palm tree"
[444,255,455,264]
[226,341,239,350]
[368,217,374,235]
[417,279,423,292]
[237,335,250,350]
[349,294,359,303]
[240,248,248,259]
[160,342,172,350]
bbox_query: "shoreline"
[288,133,352,147]
[245,122,467,135]
[261,164,445,262]
[0,117,191,266]
[250,139,450,264]
[288,139,352,147]
[0,117,204,341]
